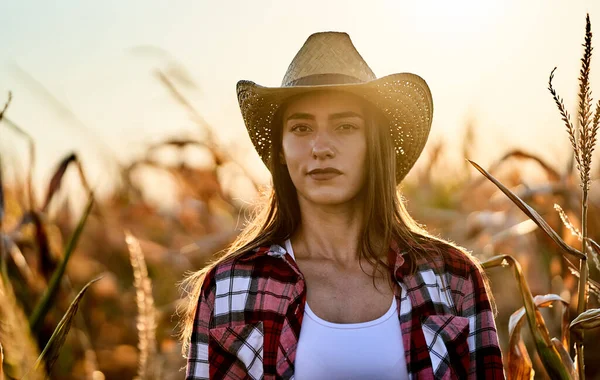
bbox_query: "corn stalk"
[548,14,599,378]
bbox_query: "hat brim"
[236,72,433,184]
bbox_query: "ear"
[279,152,287,165]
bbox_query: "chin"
[301,188,360,206]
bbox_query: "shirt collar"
[238,239,412,282]
[388,238,412,281]
[237,244,283,262]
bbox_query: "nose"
[311,132,335,159]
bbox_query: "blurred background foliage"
[1,16,600,380]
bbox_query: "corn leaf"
[1,117,37,211]
[0,153,6,285]
[537,294,571,349]
[29,193,94,333]
[0,269,44,379]
[41,153,76,213]
[0,153,4,222]
[507,305,534,380]
[33,277,101,373]
[3,236,35,289]
[508,294,574,379]
[482,255,574,379]
[563,256,600,298]
[570,308,600,343]
[29,211,55,281]
[552,338,578,380]
[0,92,10,123]
[588,238,600,263]
[468,160,586,261]
[0,342,4,380]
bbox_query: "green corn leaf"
[29,193,94,333]
[32,277,101,373]
[30,211,55,281]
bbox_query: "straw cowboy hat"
[236,31,433,183]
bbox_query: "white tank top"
[284,239,409,379]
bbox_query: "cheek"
[281,136,304,167]
[350,135,368,168]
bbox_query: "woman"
[181,32,505,379]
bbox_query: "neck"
[291,195,367,268]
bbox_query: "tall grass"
[125,231,159,380]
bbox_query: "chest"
[206,253,474,379]
[294,258,396,324]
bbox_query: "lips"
[307,167,342,180]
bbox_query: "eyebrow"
[285,111,364,122]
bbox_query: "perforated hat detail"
[236,32,433,183]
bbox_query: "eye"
[337,123,358,131]
[290,124,311,133]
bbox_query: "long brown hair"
[178,91,491,355]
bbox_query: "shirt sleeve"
[185,270,216,380]
[460,264,506,379]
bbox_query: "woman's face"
[281,90,368,206]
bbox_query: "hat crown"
[281,32,377,87]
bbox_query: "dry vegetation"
[0,13,600,380]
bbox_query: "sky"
[0,0,599,207]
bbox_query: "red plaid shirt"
[185,241,505,379]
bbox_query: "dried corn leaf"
[570,308,600,343]
[469,160,585,261]
[507,306,534,380]
[555,204,600,272]
[470,150,561,190]
[588,238,600,261]
[2,117,37,210]
[42,153,76,213]
[482,255,574,380]
[0,153,4,222]
[552,338,578,380]
[508,294,573,380]
[534,294,571,349]
[0,155,6,284]
[3,235,35,289]
[0,342,4,380]
[0,272,44,380]
[564,257,600,299]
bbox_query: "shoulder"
[201,244,297,297]
[216,244,292,273]
[443,244,482,278]
[198,245,298,326]
[414,242,493,314]
[415,241,483,281]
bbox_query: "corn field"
[0,13,600,380]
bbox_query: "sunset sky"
[1,0,599,205]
